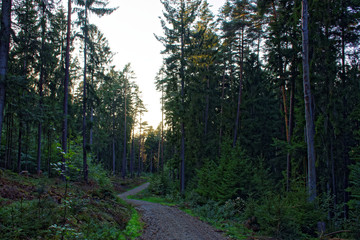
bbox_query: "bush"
[348,162,360,238]
[148,173,171,196]
[242,185,324,240]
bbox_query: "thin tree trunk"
[180,1,186,194]
[112,108,116,175]
[219,61,226,149]
[25,123,29,171]
[160,86,164,171]
[90,75,94,146]
[150,150,153,173]
[340,0,349,218]
[131,131,135,178]
[3,112,9,168]
[0,0,12,145]
[62,0,71,177]
[6,113,14,169]
[233,27,244,147]
[82,1,88,183]
[281,85,289,142]
[47,128,52,177]
[286,79,295,191]
[302,0,316,202]
[138,112,142,177]
[17,121,23,173]
[204,74,209,137]
[122,79,127,179]
[37,1,46,175]
[112,137,116,175]
[330,131,336,205]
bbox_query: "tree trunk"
[112,137,116,175]
[286,79,295,191]
[47,128,52,177]
[150,150,153,173]
[122,79,127,179]
[340,0,349,219]
[37,1,46,175]
[82,1,88,183]
[0,0,12,145]
[160,86,164,171]
[112,108,116,175]
[219,61,226,150]
[180,1,186,194]
[62,0,71,177]
[204,75,209,137]
[131,132,135,178]
[90,75,94,146]
[138,112,142,177]
[302,0,316,202]
[233,27,244,147]
[17,121,23,173]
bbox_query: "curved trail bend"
[119,182,228,240]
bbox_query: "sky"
[90,0,226,129]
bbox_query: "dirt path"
[119,183,228,240]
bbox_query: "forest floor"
[119,182,229,240]
[0,170,146,239]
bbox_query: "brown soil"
[119,183,229,240]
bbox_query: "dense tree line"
[0,0,146,179]
[155,0,360,237]
[1,0,360,238]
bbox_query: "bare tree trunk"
[62,0,71,177]
[82,0,88,183]
[112,109,116,175]
[160,86,164,171]
[89,75,94,146]
[302,0,316,202]
[37,1,47,175]
[286,79,295,191]
[47,128,52,177]
[131,132,135,178]
[219,61,226,150]
[112,137,116,175]
[0,0,12,145]
[204,75,209,137]
[233,27,244,147]
[122,78,127,179]
[17,121,23,173]
[180,1,186,194]
[150,150,153,173]
[138,112,142,177]
[340,0,349,218]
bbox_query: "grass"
[121,209,143,240]
[128,194,177,206]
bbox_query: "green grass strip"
[118,209,143,240]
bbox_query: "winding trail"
[119,183,228,240]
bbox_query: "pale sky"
[89,0,226,129]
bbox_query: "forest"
[1,0,360,239]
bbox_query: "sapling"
[50,146,79,239]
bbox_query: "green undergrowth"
[128,192,176,206]
[138,172,356,240]
[120,209,143,240]
[0,169,144,240]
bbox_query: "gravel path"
[119,183,228,240]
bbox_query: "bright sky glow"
[89,0,226,129]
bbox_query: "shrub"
[348,162,360,238]
[242,185,324,240]
[148,173,171,196]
